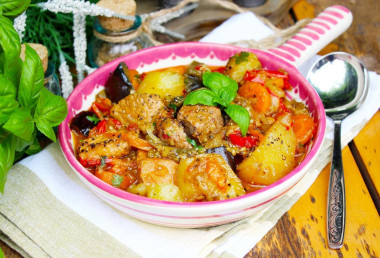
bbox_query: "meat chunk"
[78,133,131,167]
[155,117,192,149]
[110,93,165,133]
[177,105,224,144]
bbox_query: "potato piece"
[137,70,185,98]
[147,183,184,202]
[139,158,178,185]
[176,154,245,202]
[127,183,147,196]
[225,52,261,83]
[237,121,297,185]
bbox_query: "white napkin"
[1,12,380,258]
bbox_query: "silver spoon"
[307,52,369,249]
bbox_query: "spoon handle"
[327,120,346,249]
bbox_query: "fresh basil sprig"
[0,4,68,193]
[183,72,250,136]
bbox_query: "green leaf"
[112,174,124,188]
[0,134,16,193]
[18,43,44,112]
[25,136,42,155]
[0,15,22,86]
[86,114,100,124]
[34,88,68,126]
[183,88,217,106]
[13,134,32,152]
[186,137,203,150]
[0,0,30,17]
[218,86,237,105]
[36,120,56,142]
[0,74,19,125]
[234,52,250,65]
[0,53,5,73]
[225,104,250,136]
[3,107,34,141]
[202,72,238,106]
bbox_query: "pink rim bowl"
[58,42,326,228]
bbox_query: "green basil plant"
[0,0,68,193]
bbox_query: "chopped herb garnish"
[86,114,100,124]
[100,156,107,167]
[235,52,249,65]
[169,103,178,111]
[187,137,203,150]
[112,174,123,188]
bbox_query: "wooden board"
[353,111,380,198]
[247,146,380,257]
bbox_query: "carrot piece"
[121,133,154,151]
[91,103,104,119]
[126,69,140,90]
[94,170,132,190]
[238,81,272,113]
[292,114,316,144]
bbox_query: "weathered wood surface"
[247,146,380,257]
[2,0,380,257]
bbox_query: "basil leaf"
[0,0,30,17]
[18,43,44,112]
[0,74,19,125]
[0,15,22,86]
[25,137,42,155]
[203,71,236,90]
[3,107,34,141]
[34,88,68,126]
[212,95,229,107]
[13,134,32,152]
[203,72,238,106]
[225,104,250,136]
[218,86,237,105]
[36,120,56,142]
[0,134,16,193]
[0,16,20,59]
[183,88,217,106]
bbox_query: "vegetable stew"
[70,51,316,202]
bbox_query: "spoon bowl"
[308,52,369,118]
[307,52,369,249]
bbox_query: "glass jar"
[44,62,61,96]
[88,15,154,68]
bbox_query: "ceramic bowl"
[59,42,326,228]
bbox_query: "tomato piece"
[229,132,258,148]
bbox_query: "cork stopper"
[20,43,48,73]
[97,0,136,31]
